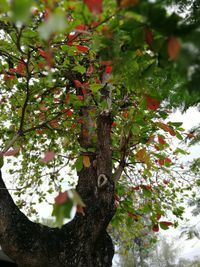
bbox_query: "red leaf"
[38,48,53,67]
[41,151,55,164]
[62,109,73,117]
[165,157,172,164]
[132,186,140,190]
[99,60,112,66]
[44,8,51,21]
[158,135,166,145]
[11,61,26,75]
[74,80,82,88]
[157,214,161,220]
[65,93,70,104]
[86,64,94,76]
[76,24,87,31]
[55,191,68,205]
[168,37,181,60]
[77,118,84,124]
[146,135,155,145]
[67,33,78,45]
[114,194,120,202]
[146,96,160,111]
[84,0,103,14]
[163,179,169,185]
[76,45,89,53]
[144,28,153,46]
[4,74,15,81]
[111,121,117,127]
[105,66,112,74]
[82,88,87,95]
[152,224,159,232]
[168,128,176,136]
[158,159,165,166]
[39,49,47,58]
[77,95,84,101]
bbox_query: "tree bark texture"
[0,113,116,266]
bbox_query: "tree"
[0,0,200,266]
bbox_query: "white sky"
[160,107,200,260]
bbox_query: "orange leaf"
[119,0,139,8]
[135,148,151,167]
[83,155,91,168]
[168,37,181,60]
[76,204,85,216]
[156,122,176,136]
[187,133,195,139]
[49,119,59,128]
[122,110,129,118]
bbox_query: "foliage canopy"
[0,0,199,236]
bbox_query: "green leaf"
[0,156,4,169]
[0,0,9,12]
[159,222,169,230]
[90,83,102,93]
[75,156,83,172]
[73,65,86,75]
[141,186,152,197]
[168,121,183,127]
[176,132,183,140]
[52,199,73,228]
[11,0,32,22]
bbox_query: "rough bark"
[0,113,115,266]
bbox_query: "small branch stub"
[97,174,108,188]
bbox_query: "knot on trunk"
[97,174,108,188]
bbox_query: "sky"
[160,107,200,260]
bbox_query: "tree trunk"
[0,113,116,266]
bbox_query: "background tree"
[0,0,200,266]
